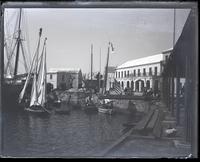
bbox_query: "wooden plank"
[100,127,134,156]
[134,108,155,131]
[153,110,164,138]
[146,109,159,130]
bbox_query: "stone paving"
[105,137,191,158]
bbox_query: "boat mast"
[104,43,110,94]
[99,48,101,92]
[13,8,22,76]
[44,37,47,106]
[90,44,93,80]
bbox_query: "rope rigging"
[4,9,31,78]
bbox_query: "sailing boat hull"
[2,81,24,110]
[25,105,50,114]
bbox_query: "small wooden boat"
[25,105,51,114]
[98,104,113,115]
[98,98,114,115]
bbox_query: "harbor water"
[2,105,137,157]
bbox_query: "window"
[127,81,130,88]
[121,71,123,78]
[50,74,53,79]
[116,72,117,78]
[127,71,129,77]
[118,72,120,78]
[149,67,152,75]
[143,68,146,76]
[133,70,136,76]
[124,71,126,77]
[155,67,157,76]
[138,69,140,76]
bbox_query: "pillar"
[150,79,152,89]
[139,81,141,92]
[176,76,181,125]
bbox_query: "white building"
[47,68,83,90]
[115,48,172,92]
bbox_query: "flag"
[109,42,115,54]
[111,79,123,95]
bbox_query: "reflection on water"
[3,106,133,157]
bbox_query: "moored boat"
[98,105,113,115]
[18,29,50,114]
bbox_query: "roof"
[48,68,81,73]
[162,48,173,54]
[117,54,164,69]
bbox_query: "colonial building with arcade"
[115,48,172,93]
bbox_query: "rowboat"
[98,106,113,114]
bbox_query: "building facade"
[115,49,172,93]
[47,68,83,90]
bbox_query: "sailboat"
[3,9,31,109]
[98,42,114,115]
[82,44,98,113]
[19,28,50,114]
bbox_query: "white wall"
[47,73,57,89]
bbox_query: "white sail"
[37,38,47,107]
[29,29,42,107]
[29,68,39,106]
[18,51,37,103]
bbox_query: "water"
[2,106,133,157]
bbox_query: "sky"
[4,8,190,75]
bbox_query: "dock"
[98,94,158,100]
[99,103,164,157]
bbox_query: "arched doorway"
[141,81,144,91]
[131,81,134,90]
[135,81,139,92]
[135,79,145,92]
[146,80,150,89]
[121,81,124,89]
[127,81,130,88]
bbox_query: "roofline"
[162,48,173,54]
[117,53,164,69]
[116,61,162,70]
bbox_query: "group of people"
[143,88,161,98]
